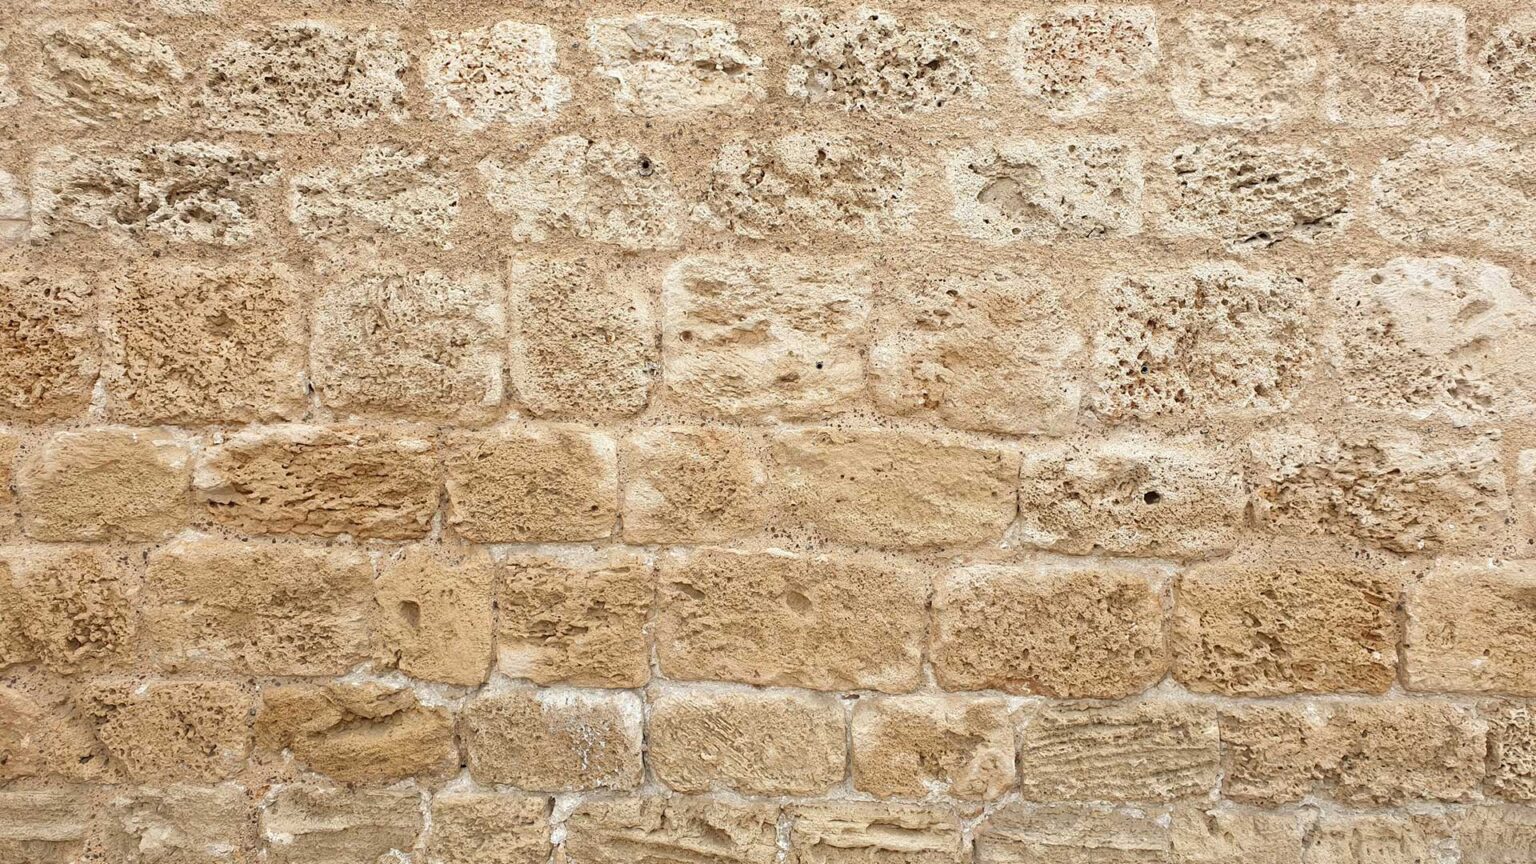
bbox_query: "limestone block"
[102,785,250,864]
[620,428,772,544]
[852,695,1016,800]
[1017,701,1221,801]
[1406,561,1536,695]
[31,21,184,125]
[255,682,456,784]
[0,547,132,674]
[1007,7,1158,117]
[289,146,460,244]
[562,796,777,864]
[460,688,643,792]
[589,15,764,115]
[0,269,96,420]
[1370,139,1536,254]
[428,794,549,864]
[949,138,1142,242]
[83,680,252,783]
[782,8,982,112]
[260,786,422,864]
[444,425,617,543]
[648,687,846,796]
[1168,14,1317,126]
[1324,5,1470,127]
[18,428,189,542]
[788,804,965,864]
[423,22,570,129]
[373,545,494,686]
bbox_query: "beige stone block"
[1168,13,1317,126]
[19,428,188,542]
[649,686,846,796]
[424,22,570,130]
[948,139,1142,243]
[852,695,1016,800]
[497,547,652,688]
[261,786,422,864]
[620,428,772,544]
[144,537,373,676]
[195,425,438,540]
[30,22,184,125]
[256,682,455,785]
[0,547,132,674]
[782,8,982,112]
[1304,811,1453,864]
[83,680,252,783]
[1169,804,1303,864]
[1007,7,1157,117]
[1483,16,1536,120]
[461,688,643,792]
[374,545,493,686]
[1325,5,1470,127]
[772,429,1018,549]
[0,788,90,864]
[0,269,95,420]
[0,170,27,244]
[0,684,110,783]
[590,15,764,115]
[290,146,459,244]
[562,796,778,864]
[1406,561,1536,695]
[0,41,17,110]
[657,547,925,692]
[788,804,965,864]
[1487,702,1536,801]
[444,425,617,543]
[311,268,504,424]
[102,785,250,864]
[429,794,549,864]
[975,803,1167,864]
[1018,701,1221,801]
[104,260,308,424]
[1456,806,1536,864]
[933,562,1166,699]
[1370,139,1536,254]
[1216,704,1322,805]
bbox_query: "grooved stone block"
[428,794,549,864]
[562,796,778,864]
[0,547,131,674]
[589,15,764,115]
[852,695,1016,800]
[1017,702,1221,802]
[19,428,189,542]
[255,682,456,784]
[261,786,422,864]
[1305,811,1452,864]
[975,803,1168,864]
[0,789,90,864]
[83,680,252,783]
[31,22,184,126]
[444,425,618,543]
[0,269,96,421]
[373,545,494,686]
[460,688,643,792]
[620,428,773,544]
[787,804,965,864]
[1406,561,1536,695]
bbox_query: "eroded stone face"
[1406,561,1536,696]
[1168,14,1317,126]
[255,681,456,784]
[590,15,764,115]
[1007,7,1159,118]
[1017,702,1221,802]
[19,428,189,542]
[289,146,460,244]
[788,804,965,864]
[563,796,778,864]
[1487,703,1536,801]
[620,428,773,544]
[1325,5,1470,127]
[101,785,250,864]
[949,139,1142,242]
[0,269,98,420]
[782,8,983,113]
[83,680,252,783]
[423,22,570,129]
[30,22,185,125]
[444,425,618,543]
[429,794,549,864]
[1370,139,1536,254]
[1483,15,1536,119]
[852,696,1016,800]
[460,688,643,792]
[373,546,494,686]
[0,547,132,674]
[976,803,1168,864]
[261,786,422,864]
[0,789,91,864]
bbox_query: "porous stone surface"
[851,695,1016,800]
[30,22,185,126]
[82,679,252,783]
[1405,560,1536,695]
[101,785,251,864]
[787,804,965,864]
[261,786,422,864]
[620,428,773,543]
[289,146,460,244]
[1325,4,1471,127]
[254,681,456,783]
[948,138,1143,242]
[781,8,983,113]
[18,428,189,542]
[423,22,570,129]
[444,425,618,542]
[1007,7,1159,118]
[0,547,132,673]
[1168,14,1317,126]
[0,269,98,420]
[372,545,495,686]
[1486,702,1536,800]
[428,794,548,864]
[562,796,778,864]
[589,15,764,115]
[1370,138,1536,254]
[460,687,643,792]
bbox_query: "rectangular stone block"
[0,547,131,674]
[1486,702,1536,801]
[428,793,548,864]
[423,22,569,130]
[83,680,252,783]
[444,425,617,543]
[620,428,773,544]
[0,269,97,420]
[1305,811,1453,864]
[782,8,982,113]
[591,15,765,115]
[948,138,1142,242]
[255,682,456,785]
[460,688,642,792]
[19,428,189,542]
[1006,7,1158,118]
[0,788,90,864]
[975,803,1168,864]
[260,786,422,864]
[1017,701,1221,802]
[1370,139,1536,255]
[788,804,965,864]
[1457,806,1536,864]
[852,695,1016,800]
[1168,13,1317,126]
[31,21,184,126]
[562,796,778,864]
[290,146,459,244]
[103,785,250,864]
[373,545,494,686]
[1406,561,1536,695]
[1324,5,1470,127]
[1169,804,1303,864]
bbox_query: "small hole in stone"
[1143,491,1162,504]
[398,600,421,629]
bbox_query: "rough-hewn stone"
[429,794,548,864]
[949,139,1143,242]
[590,16,764,115]
[460,688,643,792]
[423,22,570,130]
[620,428,773,543]
[1168,14,1317,126]
[1325,5,1470,127]
[289,146,460,244]
[649,686,846,796]
[1007,7,1158,117]
[788,804,965,864]
[255,681,456,784]
[1017,701,1221,801]
[83,680,252,783]
[444,425,618,542]
[1406,561,1536,695]
[0,269,96,420]
[101,784,250,864]
[19,428,189,542]
[1370,139,1536,254]
[563,796,778,864]
[373,545,494,686]
[0,547,132,674]
[261,786,421,864]
[852,695,1016,800]
[782,8,983,113]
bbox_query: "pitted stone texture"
[1017,702,1221,802]
[199,23,407,134]
[497,547,652,688]
[697,133,915,240]
[589,16,764,115]
[1215,704,1323,805]
[1483,15,1536,119]
[0,433,14,523]
[1014,436,1245,560]
[0,789,90,864]
[373,545,494,686]
[1153,139,1350,251]
[31,141,278,246]
[1487,703,1536,800]
[932,562,1166,699]
[1458,807,1536,863]
[480,136,683,250]
[1169,14,1318,126]
[563,796,778,864]
[788,804,965,864]
[852,696,1016,800]
[661,256,870,421]
[289,146,459,244]
[975,803,1168,864]
[102,785,250,864]
[103,261,307,425]
[255,681,456,784]
[772,429,1019,549]
[782,8,983,113]
[1325,5,1470,127]
[429,794,548,864]
[460,688,643,792]
[83,680,252,783]
[869,267,1083,436]
[445,425,617,543]
[1093,263,1314,422]
[1370,139,1536,254]
[1328,257,1536,423]
[144,537,373,676]
[0,171,27,243]
[649,687,846,796]
[1169,804,1304,864]
[312,268,504,424]
[0,684,110,783]
[621,428,772,544]
[30,21,185,125]
[1247,425,1507,553]
[19,428,188,542]
[0,269,96,420]
[949,139,1142,243]
[508,258,656,420]
[657,546,926,693]
[261,786,422,864]
[1406,561,1536,695]
[424,22,570,130]
[1174,553,1399,696]
[1305,811,1452,864]
[1007,7,1158,118]
[0,547,131,674]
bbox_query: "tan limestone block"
[1006,7,1158,118]
[255,682,456,784]
[373,545,494,687]
[788,804,965,864]
[1017,701,1221,802]
[101,785,251,864]
[18,428,189,542]
[0,546,132,674]
[620,428,772,544]
[429,794,549,864]
[460,687,643,792]
[851,695,1016,800]
[260,786,422,864]
[444,425,617,543]
[82,680,252,783]
[0,269,96,420]
[561,796,778,864]
[1406,560,1536,695]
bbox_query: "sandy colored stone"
[932,562,1166,699]
[1324,5,1470,127]
[0,788,90,864]
[1305,811,1453,864]
[199,22,407,134]
[948,138,1142,242]
[373,545,493,686]
[1328,257,1536,423]
[423,22,570,130]
[83,680,252,783]
[852,696,1016,800]
[1173,552,1399,695]
[311,268,504,424]
[562,796,778,864]
[460,688,643,792]
[0,433,14,523]
[507,258,656,419]
[255,681,456,784]
[0,684,110,783]
[1406,561,1536,695]
[661,255,871,420]
[620,428,772,544]
[782,8,982,112]
[1169,804,1303,864]
[697,133,915,240]
[869,266,1083,436]
[1007,7,1158,118]
[0,171,26,243]
[30,21,185,125]
[195,425,438,540]
[429,794,548,864]
[289,146,460,244]
[648,686,845,797]
[975,803,1167,864]
[1018,702,1221,802]
[480,136,682,250]
[143,537,373,676]
[1168,13,1317,126]
[0,41,16,110]
[589,15,764,115]
[261,786,421,864]
[0,547,132,674]
[788,804,964,864]
[0,269,97,420]
[1216,704,1323,805]
[1247,424,1507,553]
[1370,138,1536,254]
[1487,702,1536,800]
[102,784,250,864]
[1482,15,1536,119]
[1457,806,1536,863]
[497,547,652,688]
[19,428,188,542]
[657,546,926,693]
[1014,435,1245,559]
[444,425,617,543]
[772,428,1019,549]
[103,260,308,424]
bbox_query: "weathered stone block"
[1406,561,1536,695]
[1169,804,1304,863]
[1007,7,1158,117]
[949,139,1142,242]
[1370,139,1536,254]
[1168,14,1317,126]
[102,785,250,864]
[83,680,252,783]
[1304,811,1452,864]
[30,21,184,125]
[0,171,26,243]
[1487,702,1536,800]
[0,547,131,674]
[0,269,96,420]
[1018,701,1221,801]
[423,22,570,129]
[255,682,455,784]
[589,15,764,115]
[429,794,549,864]
[460,688,643,792]
[0,684,109,783]
[975,803,1167,864]
[620,428,772,543]
[1325,5,1470,127]
[289,146,459,244]
[1482,15,1536,119]
[444,425,617,543]
[19,428,189,542]
[0,788,90,864]
[782,8,982,112]
[649,686,846,796]
[261,786,422,864]
[562,796,778,864]
[788,804,965,864]
[852,695,1016,800]
[373,545,493,686]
